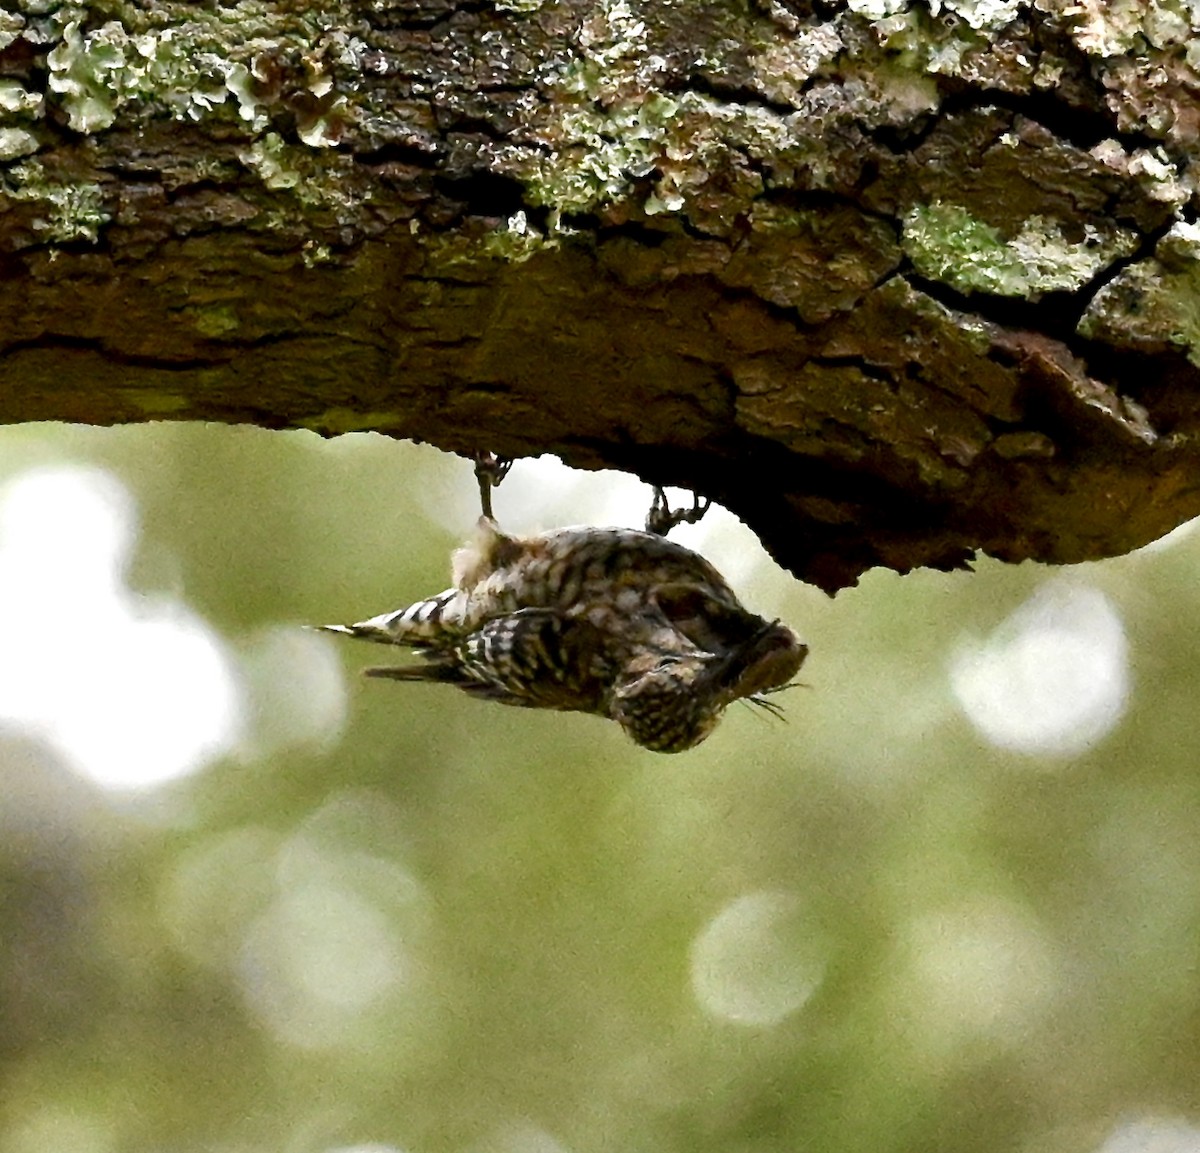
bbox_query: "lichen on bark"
[2,0,1200,590]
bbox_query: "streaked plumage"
[323,517,806,752]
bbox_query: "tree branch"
[2,1,1199,589]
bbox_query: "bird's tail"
[362,660,460,682]
[319,588,460,646]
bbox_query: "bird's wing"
[365,607,615,713]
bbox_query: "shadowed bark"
[2,1,1200,590]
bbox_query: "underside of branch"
[3,1,1200,590]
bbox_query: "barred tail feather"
[363,661,459,682]
[363,649,479,688]
[320,588,460,646]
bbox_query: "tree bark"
[2,1,1199,591]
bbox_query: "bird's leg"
[645,486,711,536]
[474,451,512,520]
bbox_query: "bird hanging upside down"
[322,515,807,753]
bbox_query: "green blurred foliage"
[0,423,1198,1153]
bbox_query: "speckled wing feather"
[364,608,614,712]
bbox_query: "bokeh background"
[1,422,1198,1153]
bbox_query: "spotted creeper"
[323,488,806,753]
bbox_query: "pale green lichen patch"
[0,79,42,116]
[1034,3,1200,155]
[520,91,681,216]
[301,240,335,268]
[748,26,842,106]
[846,0,910,20]
[425,210,560,271]
[0,63,44,160]
[47,19,126,132]
[508,0,664,215]
[2,159,109,242]
[937,0,1026,31]
[850,1,1009,74]
[1056,0,1200,57]
[237,132,361,216]
[849,0,1027,31]
[23,2,364,139]
[1090,140,1191,210]
[0,11,24,52]
[513,79,813,232]
[478,211,556,262]
[42,13,243,133]
[0,128,39,160]
[1079,222,1200,367]
[902,201,1139,298]
[240,133,302,192]
[485,0,825,233]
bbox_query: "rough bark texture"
[2,1,1200,591]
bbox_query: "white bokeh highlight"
[1095,1117,1200,1153]
[467,1125,573,1153]
[949,580,1128,757]
[690,890,827,1027]
[0,465,242,790]
[900,897,1059,1046]
[2,1104,113,1153]
[236,625,347,761]
[232,792,432,1051]
[325,1146,409,1153]
[239,873,408,1032]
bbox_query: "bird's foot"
[474,451,512,520]
[645,486,710,536]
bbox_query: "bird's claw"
[474,451,512,520]
[645,486,711,536]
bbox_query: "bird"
[321,514,807,752]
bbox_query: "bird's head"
[611,620,807,752]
